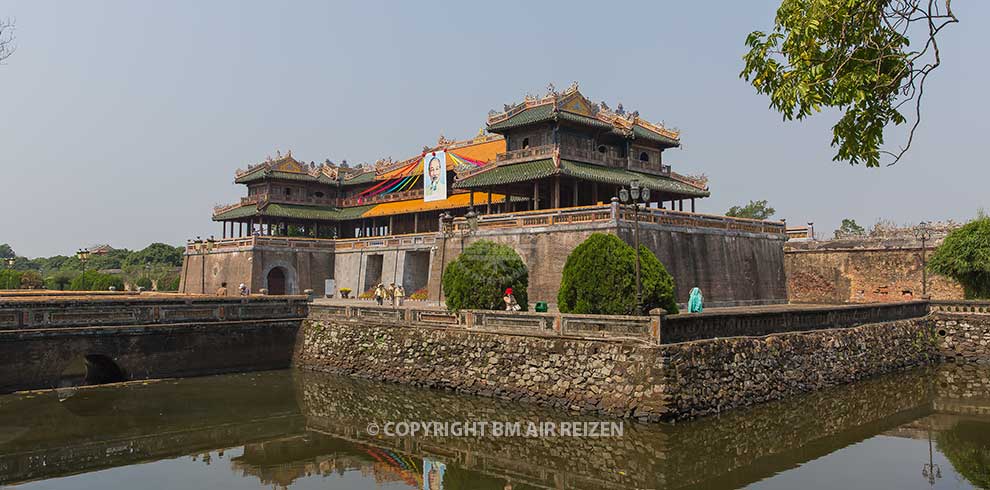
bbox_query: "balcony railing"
[495,144,555,164]
[559,145,627,168]
[340,188,425,207]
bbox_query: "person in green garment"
[688,287,704,313]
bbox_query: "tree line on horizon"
[0,242,184,291]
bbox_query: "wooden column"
[469,192,475,209]
[487,191,492,214]
[388,216,394,236]
[691,198,695,212]
[533,181,540,210]
[678,200,683,211]
[413,213,419,233]
[552,177,560,209]
[592,183,599,204]
[573,179,579,206]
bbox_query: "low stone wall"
[296,315,939,420]
[932,302,990,363]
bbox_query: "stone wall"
[785,240,963,303]
[296,315,938,421]
[431,220,787,307]
[180,243,334,296]
[933,311,990,364]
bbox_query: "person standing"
[386,283,396,307]
[503,287,520,311]
[374,284,385,306]
[688,287,704,313]
[216,282,228,296]
[395,284,405,307]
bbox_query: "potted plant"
[339,287,352,299]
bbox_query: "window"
[598,145,607,154]
[314,191,325,198]
[639,152,650,162]
[521,138,530,149]
[285,187,292,196]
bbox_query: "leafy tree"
[0,244,13,259]
[835,218,866,238]
[442,240,528,312]
[69,270,124,291]
[742,1,958,167]
[726,200,776,220]
[558,233,678,315]
[929,217,990,299]
[123,243,184,268]
[44,271,75,291]
[135,276,153,290]
[159,274,181,292]
[19,271,42,289]
[938,420,990,489]
[0,270,21,289]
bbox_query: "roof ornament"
[276,150,281,158]
[600,101,609,111]
[286,149,292,158]
[266,154,272,162]
[476,127,486,139]
[566,81,579,93]
[616,103,625,116]
[438,134,452,147]
[546,82,557,97]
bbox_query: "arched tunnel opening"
[59,354,127,388]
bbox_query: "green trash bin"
[535,301,548,312]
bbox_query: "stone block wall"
[933,313,990,363]
[296,316,938,421]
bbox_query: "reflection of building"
[181,84,788,305]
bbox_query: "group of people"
[215,282,251,296]
[373,283,405,307]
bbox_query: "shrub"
[44,271,75,291]
[159,274,181,292]
[929,217,990,299]
[19,271,43,289]
[558,233,678,315]
[135,276,153,290]
[69,270,124,291]
[409,288,428,300]
[442,240,528,312]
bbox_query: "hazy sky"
[2,1,987,258]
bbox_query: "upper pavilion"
[210,83,709,240]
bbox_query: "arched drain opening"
[938,329,948,337]
[59,354,127,388]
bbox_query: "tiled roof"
[213,203,374,221]
[486,104,554,132]
[560,160,709,197]
[341,171,376,186]
[362,192,507,218]
[632,125,680,148]
[558,110,613,130]
[452,159,557,189]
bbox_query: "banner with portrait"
[423,458,446,490]
[423,151,447,202]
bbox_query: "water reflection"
[0,364,989,489]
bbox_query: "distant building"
[86,244,114,255]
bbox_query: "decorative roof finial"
[286,149,292,158]
[276,150,281,159]
[566,81,579,93]
[546,82,557,97]
[476,127,486,138]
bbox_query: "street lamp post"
[618,179,651,315]
[437,212,455,305]
[3,257,15,269]
[922,429,942,486]
[75,249,90,272]
[914,221,933,297]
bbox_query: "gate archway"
[267,267,287,295]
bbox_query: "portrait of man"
[423,151,447,202]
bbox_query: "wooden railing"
[558,145,627,168]
[333,232,438,251]
[495,144,555,164]
[185,236,337,254]
[340,188,425,207]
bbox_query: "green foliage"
[835,218,866,238]
[124,243,184,268]
[159,274,181,292]
[0,270,22,289]
[742,0,957,167]
[558,233,678,315]
[44,271,75,291]
[0,244,14,259]
[929,218,990,299]
[937,420,990,489]
[726,200,776,220]
[19,271,42,289]
[69,270,124,291]
[442,240,529,312]
[135,276,153,290]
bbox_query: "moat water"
[1,365,989,490]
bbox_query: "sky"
[1,1,987,258]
